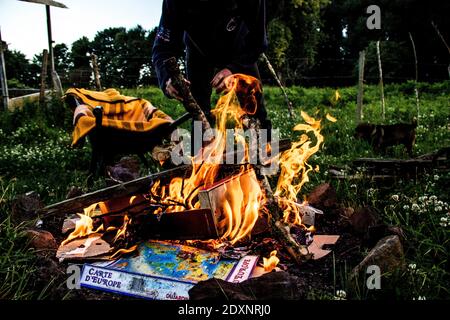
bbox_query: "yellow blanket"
[65,88,173,146]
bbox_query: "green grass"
[0,81,449,300]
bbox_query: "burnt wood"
[38,165,191,217]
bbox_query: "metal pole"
[46,5,55,73]
[0,28,9,111]
[46,5,63,96]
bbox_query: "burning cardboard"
[56,234,111,261]
[307,235,340,260]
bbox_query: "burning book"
[79,240,258,300]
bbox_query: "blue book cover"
[80,240,258,300]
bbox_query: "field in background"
[0,81,449,299]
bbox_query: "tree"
[337,0,450,82]
[265,0,332,84]
[91,27,125,87]
[70,36,92,69]
[4,49,39,88]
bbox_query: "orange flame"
[263,250,280,272]
[113,215,131,243]
[274,111,324,226]
[150,74,265,244]
[110,245,138,260]
[62,213,103,245]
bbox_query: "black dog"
[354,119,417,156]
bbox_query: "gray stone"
[351,235,405,280]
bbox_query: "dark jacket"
[152,0,268,95]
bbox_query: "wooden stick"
[259,175,311,265]
[408,32,420,121]
[376,41,386,122]
[39,49,49,105]
[163,57,212,132]
[431,21,450,55]
[262,53,294,118]
[431,21,450,79]
[356,50,366,123]
[91,54,102,91]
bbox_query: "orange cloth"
[65,88,173,146]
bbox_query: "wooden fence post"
[356,50,366,123]
[408,32,420,122]
[39,49,49,105]
[91,54,102,91]
[0,29,8,111]
[376,41,386,122]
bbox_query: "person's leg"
[186,50,215,154]
[186,50,215,124]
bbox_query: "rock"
[189,271,306,300]
[337,207,354,218]
[25,229,57,250]
[307,183,337,210]
[66,186,84,199]
[387,226,406,242]
[350,235,405,283]
[61,214,80,234]
[11,191,44,224]
[107,156,141,183]
[349,206,381,234]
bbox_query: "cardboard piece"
[307,235,340,260]
[56,234,112,261]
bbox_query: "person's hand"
[165,78,191,101]
[211,68,233,94]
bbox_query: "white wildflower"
[391,195,399,202]
[433,175,439,181]
[430,195,437,202]
[435,206,443,212]
[335,290,347,300]
[403,205,410,210]
[408,263,416,270]
[411,204,420,212]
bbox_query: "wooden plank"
[38,165,191,217]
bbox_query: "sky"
[0,0,163,59]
